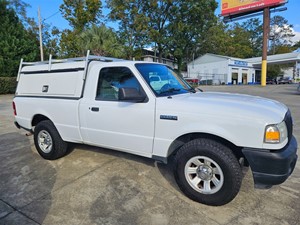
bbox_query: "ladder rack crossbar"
[16,51,124,80]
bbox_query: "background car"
[198,79,213,85]
[278,77,292,84]
[266,77,277,84]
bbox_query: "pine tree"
[0,0,39,77]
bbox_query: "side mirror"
[118,88,146,102]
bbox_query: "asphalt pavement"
[0,84,299,225]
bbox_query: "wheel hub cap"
[197,165,213,180]
[184,156,224,194]
[38,130,53,153]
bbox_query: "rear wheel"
[34,120,68,160]
[174,138,242,206]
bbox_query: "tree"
[269,16,295,54]
[142,0,174,63]
[200,20,231,56]
[200,20,254,59]
[6,0,61,59]
[293,41,300,50]
[59,0,102,56]
[108,0,175,62]
[241,18,263,57]
[167,0,218,72]
[79,24,124,57]
[43,26,61,58]
[267,65,282,78]
[60,0,102,31]
[0,0,39,77]
[108,0,218,71]
[60,29,82,57]
[6,0,28,18]
[107,0,150,60]
[228,23,254,58]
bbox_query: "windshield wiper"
[186,87,196,93]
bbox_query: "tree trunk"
[158,44,163,63]
[176,57,183,75]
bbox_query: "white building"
[188,52,300,85]
[187,54,256,85]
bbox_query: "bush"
[0,77,17,94]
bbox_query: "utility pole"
[38,7,44,61]
[261,7,270,87]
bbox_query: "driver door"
[80,66,155,156]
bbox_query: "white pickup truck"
[13,53,298,206]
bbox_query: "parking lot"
[0,84,300,225]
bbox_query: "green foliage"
[60,29,83,57]
[228,23,254,58]
[60,0,102,31]
[43,26,61,58]
[293,41,300,49]
[107,0,218,71]
[79,24,124,58]
[107,0,150,59]
[200,21,230,55]
[240,18,263,57]
[0,77,17,94]
[201,20,254,59]
[59,0,103,56]
[142,0,174,62]
[269,15,295,53]
[6,1,60,60]
[267,65,282,78]
[167,0,218,72]
[272,45,294,54]
[6,0,29,21]
[0,0,39,77]
[200,15,296,61]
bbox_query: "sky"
[24,0,300,43]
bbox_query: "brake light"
[12,101,17,116]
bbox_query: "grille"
[284,110,293,143]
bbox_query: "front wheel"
[173,138,242,206]
[34,120,68,160]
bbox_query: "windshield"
[135,63,194,97]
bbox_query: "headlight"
[264,121,288,144]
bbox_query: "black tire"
[173,138,242,206]
[34,120,68,160]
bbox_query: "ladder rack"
[17,50,124,81]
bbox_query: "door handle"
[90,107,99,112]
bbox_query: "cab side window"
[96,67,142,101]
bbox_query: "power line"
[43,11,60,22]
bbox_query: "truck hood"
[157,92,288,124]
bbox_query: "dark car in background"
[199,79,213,85]
[266,77,277,84]
[278,77,292,84]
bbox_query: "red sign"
[221,0,287,17]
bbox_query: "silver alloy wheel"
[37,130,53,153]
[184,156,224,194]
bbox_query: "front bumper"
[242,136,298,188]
